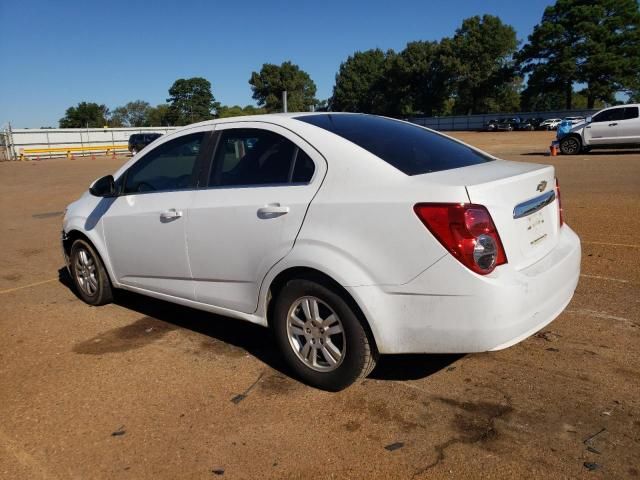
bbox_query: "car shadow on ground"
[58,268,463,384]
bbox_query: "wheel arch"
[63,229,116,286]
[560,133,583,152]
[264,266,379,355]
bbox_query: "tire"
[70,238,113,306]
[559,136,582,155]
[273,279,377,391]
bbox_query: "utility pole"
[282,91,288,113]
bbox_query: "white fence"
[1,126,178,160]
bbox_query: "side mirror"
[89,175,116,197]
[586,116,592,123]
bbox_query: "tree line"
[59,0,639,128]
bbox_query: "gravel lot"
[1,131,638,479]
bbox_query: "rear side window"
[292,149,315,183]
[123,132,204,193]
[623,107,639,120]
[210,128,315,187]
[295,114,492,175]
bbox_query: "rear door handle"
[257,204,289,218]
[608,122,618,126]
[160,209,183,221]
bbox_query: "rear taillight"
[414,203,507,275]
[555,178,564,227]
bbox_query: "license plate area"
[525,210,549,247]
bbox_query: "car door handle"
[608,122,618,126]
[160,209,183,221]
[257,204,289,218]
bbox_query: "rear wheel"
[70,239,113,306]
[560,136,581,155]
[273,279,377,391]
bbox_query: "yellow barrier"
[22,144,128,154]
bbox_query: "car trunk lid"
[461,160,560,270]
[420,159,560,271]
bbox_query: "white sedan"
[62,113,581,390]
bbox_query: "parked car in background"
[63,113,580,391]
[563,116,585,125]
[483,119,499,131]
[496,118,521,131]
[128,133,163,154]
[539,118,562,130]
[518,117,544,131]
[558,104,640,155]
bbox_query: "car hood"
[570,121,587,132]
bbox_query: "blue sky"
[0,0,555,128]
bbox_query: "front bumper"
[61,230,71,273]
[348,226,581,354]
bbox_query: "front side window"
[592,108,624,123]
[210,129,315,186]
[123,132,204,194]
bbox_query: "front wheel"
[70,239,113,306]
[559,136,582,155]
[273,279,377,391]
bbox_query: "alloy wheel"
[562,138,579,154]
[74,247,98,296]
[286,296,346,372]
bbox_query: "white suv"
[559,104,640,154]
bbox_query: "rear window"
[295,114,492,175]
[624,107,638,120]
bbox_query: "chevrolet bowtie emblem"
[537,180,547,192]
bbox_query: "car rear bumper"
[348,225,581,354]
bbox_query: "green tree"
[110,100,151,127]
[217,104,267,118]
[249,61,317,112]
[486,76,523,113]
[392,41,455,116]
[167,77,220,125]
[330,49,396,114]
[59,102,109,128]
[448,15,519,114]
[571,92,605,109]
[520,65,568,111]
[109,107,128,127]
[519,0,640,109]
[146,104,172,126]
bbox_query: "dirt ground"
[1,131,639,479]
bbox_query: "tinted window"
[295,114,492,175]
[623,107,639,120]
[292,149,315,183]
[592,108,624,123]
[123,132,204,194]
[210,129,314,186]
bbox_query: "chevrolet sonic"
[62,113,581,390]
